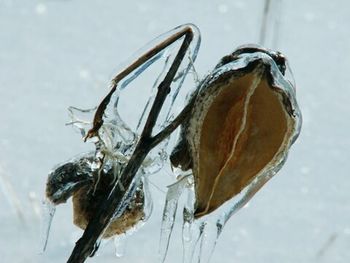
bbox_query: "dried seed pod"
[171,45,301,218]
[46,153,145,238]
[72,170,145,238]
[46,155,94,205]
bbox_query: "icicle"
[197,219,220,263]
[182,219,206,263]
[182,216,220,263]
[40,199,56,253]
[114,234,127,258]
[159,175,190,263]
[182,169,279,262]
[181,178,197,263]
[142,176,153,221]
[188,222,205,263]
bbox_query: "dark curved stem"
[67,28,194,263]
[85,25,195,141]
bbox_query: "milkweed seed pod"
[170,45,301,218]
[46,153,145,238]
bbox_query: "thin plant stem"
[67,27,194,263]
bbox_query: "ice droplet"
[114,234,127,258]
[40,199,56,252]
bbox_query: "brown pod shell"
[46,153,145,238]
[171,46,301,218]
[72,179,145,238]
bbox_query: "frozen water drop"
[114,234,127,258]
[40,199,56,252]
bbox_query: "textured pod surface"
[46,154,94,205]
[46,154,145,238]
[171,46,301,218]
[72,179,145,238]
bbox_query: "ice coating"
[162,47,302,262]
[45,152,147,239]
[43,23,301,262]
[44,23,202,256]
[102,23,201,137]
[46,153,95,205]
[170,47,301,218]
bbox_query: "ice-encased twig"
[59,24,201,262]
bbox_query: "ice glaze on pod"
[170,45,301,218]
[46,153,145,238]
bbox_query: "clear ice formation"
[114,233,127,258]
[44,23,301,263]
[40,199,56,253]
[44,24,201,255]
[159,48,301,262]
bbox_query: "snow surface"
[0,0,349,262]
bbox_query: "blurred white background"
[0,0,349,262]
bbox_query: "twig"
[67,28,194,263]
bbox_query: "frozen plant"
[43,24,301,263]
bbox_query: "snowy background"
[1,0,349,262]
